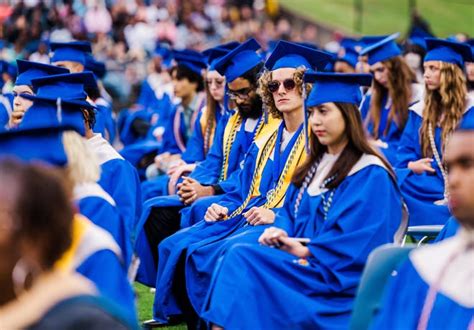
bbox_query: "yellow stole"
[55,214,89,272]
[228,116,306,217]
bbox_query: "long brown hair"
[293,102,394,189]
[367,56,416,138]
[420,62,467,157]
[202,70,225,154]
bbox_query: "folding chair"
[349,243,416,330]
[402,225,444,246]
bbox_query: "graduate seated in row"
[359,33,423,165]
[49,40,142,234]
[0,72,137,323]
[373,118,474,330]
[137,50,207,182]
[0,160,136,329]
[148,40,333,328]
[141,44,238,200]
[8,60,68,129]
[201,72,407,330]
[135,38,266,289]
[396,38,474,226]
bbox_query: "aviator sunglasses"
[267,79,297,93]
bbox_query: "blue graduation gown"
[179,115,263,227]
[372,232,474,329]
[435,216,460,242]
[93,98,116,143]
[133,114,261,287]
[360,84,422,165]
[67,216,137,325]
[201,155,405,329]
[77,250,137,325]
[74,183,132,267]
[395,100,474,225]
[140,108,223,201]
[0,94,13,129]
[87,134,142,232]
[152,121,306,322]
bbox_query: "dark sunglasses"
[267,79,296,93]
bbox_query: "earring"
[11,258,37,297]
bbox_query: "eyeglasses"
[226,87,253,101]
[206,79,225,87]
[267,79,296,93]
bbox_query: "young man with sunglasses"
[136,40,266,312]
[145,40,332,329]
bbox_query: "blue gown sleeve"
[370,260,425,330]
[160,106,183,155]
[190,114,228,184]
[273,184,299,236]
[181,111,205,163]
[306,167,402,294]
[99,159,142,233]
[137,79,155,109]
[360,93,371,121]
[396,111,422,168]
[76,250,137,325]
[214,143,259,213]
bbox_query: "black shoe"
[142,315,184,329]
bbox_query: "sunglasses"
[267,79,296,93]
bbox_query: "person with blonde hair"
[396,38,474,226]
[18,72,137,324]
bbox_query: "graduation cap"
[85,54,106,79]
[424,38,472,67]
[27,72,97,107]
[203,42,240,71]
[172,49,207,75]
[467,39,474,59]
[358,35,388,48]
[214,38,263,82]
[0,60,17,79]
[154,43,174,67]
[337,47,359,69]
[15,60,69,86]
[406,27,433,50]
[265,40,333,71]
[0,127,69,166]
[304,72,373,107]
[50,41,92,66]
[203,42,240,68]
[359,33,401,65]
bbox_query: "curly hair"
[257,67,312,119]
[367,56,416,138]
[420,62,467,157]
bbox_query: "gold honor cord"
[228,126,306,218]
[264,130,306,209]
[219,113,243,181]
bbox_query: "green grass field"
[279,0,474,37]
[135,283,186,329]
